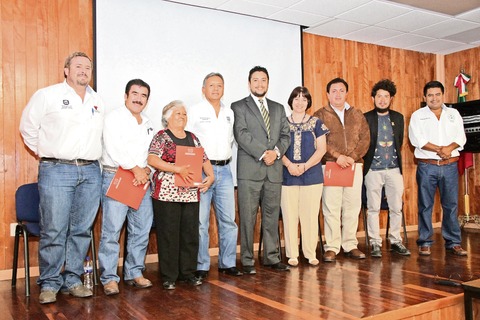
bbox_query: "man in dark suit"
[363,79,410,258]
[231,66,291,274]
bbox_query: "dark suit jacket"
[231,95,290,183]
[363,109,404,175]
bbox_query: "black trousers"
[153,199,199,282]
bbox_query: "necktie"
[259,99,270,137]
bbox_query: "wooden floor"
[2,229,479,320]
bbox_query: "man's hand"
[263,150,277,166]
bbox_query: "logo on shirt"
[61,100,72,110]
[448,114,455,122]
[226,116,232,123]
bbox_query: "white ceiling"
[166,0,480,55]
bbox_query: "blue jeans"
[37,161,101,291]
[416,161,462,248]
[197,165,238,270]
[98,171,153,284]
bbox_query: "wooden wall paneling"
[445,47,480,217]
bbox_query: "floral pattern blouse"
[149,129,208,202]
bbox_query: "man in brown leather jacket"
[313,77,370,262]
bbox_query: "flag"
[454,72,471,103]
[458,151,474,175]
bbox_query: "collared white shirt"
[331,102,351,126]
[19,80,105,160]
[408,104,466,159]
[186,99,234,161]
[101,106,154,169]
[251,94,269,113]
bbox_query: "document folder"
[324,162,355,187]
[175,146,204,187]
[106,167,149,210]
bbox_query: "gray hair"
[162,100,185,128]
[202,72,224,87]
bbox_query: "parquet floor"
[1,229,479,319]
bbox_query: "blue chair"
[12,182,98,296]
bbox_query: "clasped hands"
[436,146,453,160]
[336,155,355,169]
[262,149,277,166]
[176,165,213,193]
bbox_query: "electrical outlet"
[10,223,18,237]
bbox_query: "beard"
[375,106,390,114]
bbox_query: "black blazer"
[363,109,404,175]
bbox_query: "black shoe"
[242,265,256,275]
[371,244,382,258]
[162,281,176,290]
[218,267,243,276]
[195,270,209,281]
[268,262,290,271]
[182,277,202,286]
[390,242,411,256]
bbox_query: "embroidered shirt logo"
[61,100,72,109]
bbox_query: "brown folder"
[175,146,204,187]
[106,167,149,210]
[324,162,355,187]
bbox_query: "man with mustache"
[363,79,410,258]
[98,79,154,295]
[20,52,105,304]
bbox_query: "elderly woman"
[281,86,329,266]
[148,100,214,290]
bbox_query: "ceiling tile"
[376,10,448,32]
[376,33,434,48]
[456,8,480,22]
[336,1,411,24]
[218,0,282,17]
[269,9,330,26]
[342,26,403,43]
[246,0,302,7]
[168,0,229,9]
[386,0,480,16]
[407,39,473,54]
[444,27,480,43]
[305,19,368,38]
[413,18,480,38]
[290,0,371,17]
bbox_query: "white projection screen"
[95,0,302,129]
[95,0,303,183]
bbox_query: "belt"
[41,157,96,166]
[102,165,118,173]
[210,158,231,166]
[417,157,459,166]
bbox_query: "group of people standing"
[19,51,468,305]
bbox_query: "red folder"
[324,162,355,187]
[106,167,149,210]
[175,146,204,187]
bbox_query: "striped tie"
[259,99,270,137]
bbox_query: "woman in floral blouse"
[148,100,214,290]
[281,87,329,267]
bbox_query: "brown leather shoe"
[345,248,366,259]
[125,276,153,288]
[323,250,336,262]
[103,281,119,296]
[418,246,431,256]
[448,245,467,256]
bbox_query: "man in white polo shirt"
[20,52,105,304]
[99,79,154,295]
[187,72,242,280]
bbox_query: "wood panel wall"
[1,0,479,275]
[0,0,94,272]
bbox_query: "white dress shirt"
[19,81,105,160]
[186,99,234,161]
[408,104,466,159]
[331,102,351,126]
[101,106,154,169]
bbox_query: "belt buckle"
[436,159,441,166]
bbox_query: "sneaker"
[371,244,382,258]
[418,246,431,256]
[391,243,411,256]
[308,258,319,266]
[39,290,57,304]
[288,258,299,266]
[448,245,467,256]
[68,284,93,298]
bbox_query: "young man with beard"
[363,79,410,258]
[231,66,291,274]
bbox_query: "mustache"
[132,101,143,106]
